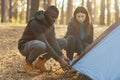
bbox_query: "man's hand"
[58,56,70,71]
[61,55,70,63]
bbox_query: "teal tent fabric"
[72,24,120,80]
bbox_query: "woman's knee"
[66,35,75,45]
[66,35,75,42]
[57,38,67,49]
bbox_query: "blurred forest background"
[0,0,120,25]
[0,0,120,79]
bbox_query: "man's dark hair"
[45,5,59,15]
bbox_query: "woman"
[64,6,93,61]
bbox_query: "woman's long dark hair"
[74,6,93,36]
[74,6,91,24]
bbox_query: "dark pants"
[65,35,84,60]
[21,38,67,63]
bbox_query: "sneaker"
[23,61,40,75]
[34,57,48,72]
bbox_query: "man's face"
[46,10,58,24]
[76,12,86,23]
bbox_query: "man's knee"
[30,40,46,51]
[35,40,46,50]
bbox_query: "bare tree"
[9,0,12,22]
[1,0,7,22]
[100,0,105,25]
[12,1,18,22]
[81,0,84,6]
[55,0,57,6]
[30,0,39,19]
[60,0,65,24]
[43,0,51,10]
[26,0,31,22]
[87,0,92,22]
[115,0,119,21]
[66,0,73,24]
[19,0,26,23]
[107,0,111,25]
[93,0,97,24]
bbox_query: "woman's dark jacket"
[18,11,63,61]
[64,18,93,44]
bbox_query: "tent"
[71,19,120,80]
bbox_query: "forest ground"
[0,23,108,80]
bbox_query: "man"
[18,6,69,74]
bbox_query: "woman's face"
[76,12,86,23]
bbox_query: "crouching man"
[18,6,69,74]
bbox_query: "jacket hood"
[34,10,49,26]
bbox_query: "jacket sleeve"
[64,23,74,38]
[48,30,63,57]
[37,33,62,61]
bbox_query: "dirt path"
[0,24,107,80]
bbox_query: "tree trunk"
[19,0,25,23]
[81,0,84,6]
[93,0,96,24]
[12,1,18,22]
[55,0,57,6]
[107,0,111,25]
[115,0,119,21]
[30,0,39,19]
[1,0,7,22]
[66,0,73,24]
[9,0,12,22]
[26,0,31,22]
[87,0,92,22]
[43,0,51,10]
[100,0,105,25]
[60,0,64,24]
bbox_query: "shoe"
[34,57,48,72]
[23,61,40,75]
